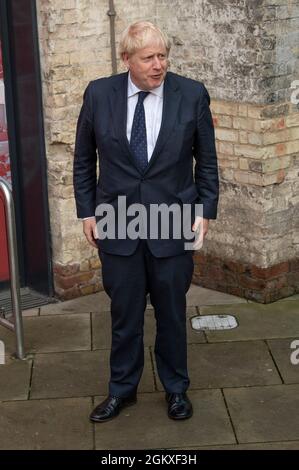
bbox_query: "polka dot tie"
[130,91,150,172]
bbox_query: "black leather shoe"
[166,392,193,420]
[90,394,137,423]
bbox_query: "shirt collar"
[127,72,164,98]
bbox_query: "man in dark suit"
[73,21,219,422]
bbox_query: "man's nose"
[153,56,162,69]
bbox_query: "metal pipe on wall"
[107,0,118,75]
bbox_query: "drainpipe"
[107,0,118,75]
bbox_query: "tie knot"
[138,91,150,103]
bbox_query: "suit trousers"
[98,239,194,397]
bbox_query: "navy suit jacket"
[73,71,219,257]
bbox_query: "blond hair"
[119,21,171,58]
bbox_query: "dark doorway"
[0,0,53,299]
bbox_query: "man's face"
[123,42,168,90]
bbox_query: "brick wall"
[36,0,299,301]
[192,94,299,302]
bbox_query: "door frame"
[0,0,53,296]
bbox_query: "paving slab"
[22,308,39,317]
[187,284,247,306]
[30,348,155,399]
[200,301,299,342]
[94,390,235,450]
[0,325,23,356]
[0,397,93,449]
[187,313,207,344]
[40,290,110,315]
[0,356,32,401]
[155,341,281,391]
[0,314,91,355]
[267,338,299,384]
[277,294,299,302]
[174,441,299,450]
[92,308,205,351]
[224,384,299,443]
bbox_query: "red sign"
[0,40,10,282]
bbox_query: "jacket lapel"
[144,72,181,175]
[109,72,143,174]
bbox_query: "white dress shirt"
[83,74,164,220]
[127,73,164,160]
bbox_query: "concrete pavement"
[0,285,299,450]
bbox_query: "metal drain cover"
[191,314,238,331]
